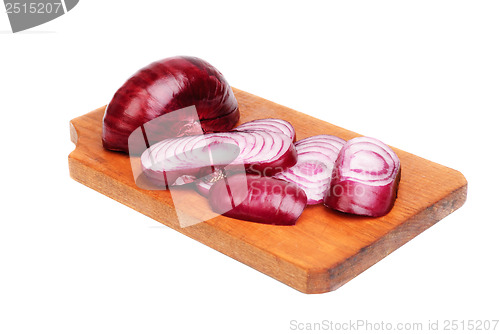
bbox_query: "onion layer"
[209,174,307,225]
[323,137,401,217]
[141,130,297,186]
[102,56,239,153]
[235,118,296,142]
[274,135,346,205]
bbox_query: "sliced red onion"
[323,137,401,217]
[235,118,296,142]
[141,130,297,186]
[274,135,346,205]
[193,118,297,196]
[102,56,239,153]
[209,174,307,225]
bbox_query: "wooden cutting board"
[68,88,467,294]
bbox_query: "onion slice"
[235,118,296,142]
[274,135,346,205]
[323,137,401,217]
[141,130,297,186]
[208,174,307,225]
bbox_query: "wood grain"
[68,88,467,294]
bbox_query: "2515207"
[5,2,63,14]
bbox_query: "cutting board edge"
[68,139,467,294]
[304,181,467,294]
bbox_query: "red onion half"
[209,174,307,225]
[323,137,401,217]
[102,56,239,153]
[275,135,346,205]
[141,130,297,187]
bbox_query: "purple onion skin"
[102,56,239,153]
[209,174,307,225]
[324,137,401,217]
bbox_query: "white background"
[1,1,498,333]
